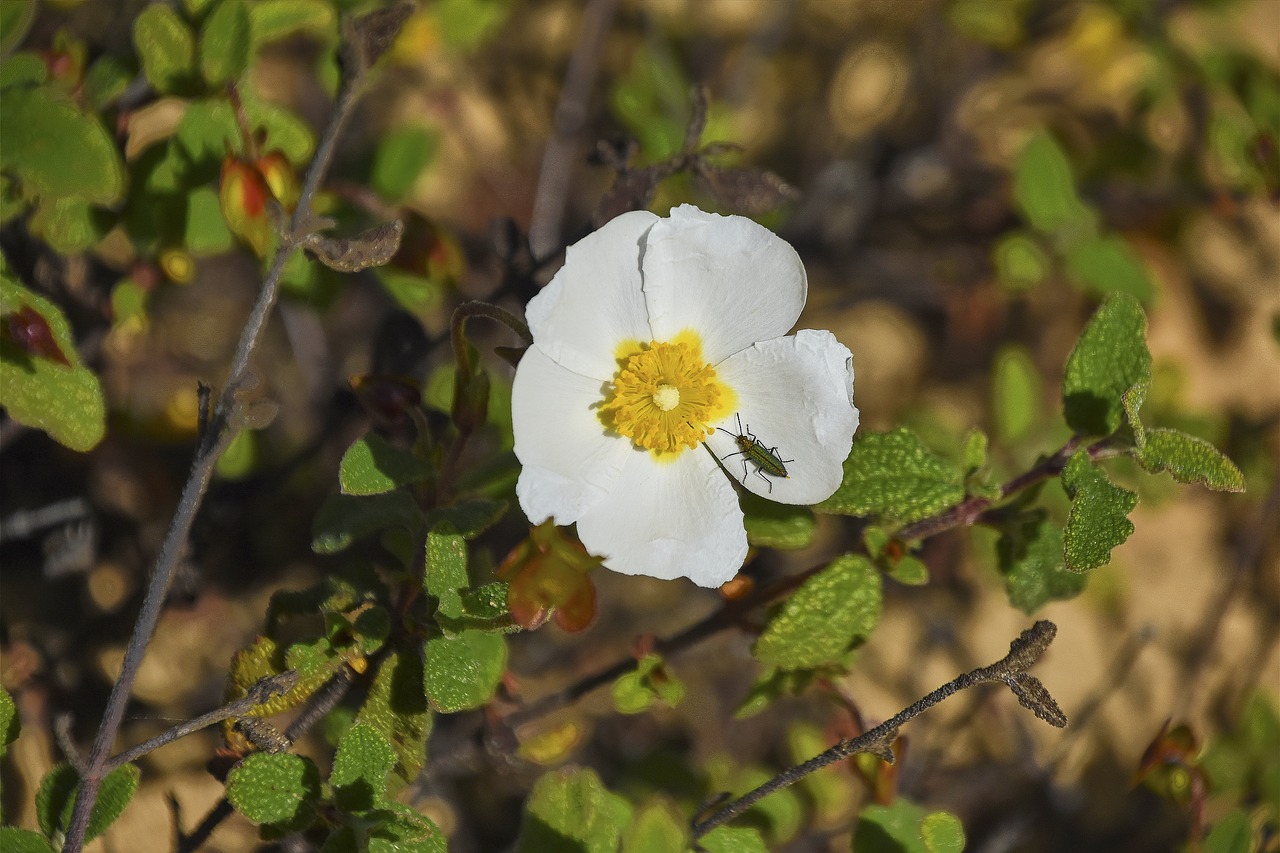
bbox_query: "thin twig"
[690,621,1065,839]
[62,42,375,853]
[527,0,622,259]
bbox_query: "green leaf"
[424,528,468,618]
[1203,811,1254,853]
[0,275,106,452]
[364,803,448,852]
[376,267,443,314]
[82,55,133,111]
[422,629,506,712]
[372,127,438,203]
[310,491,425,554]
[0,87,124,203]
[993,232,1048,293]
[753,554,882,670]
[1122,380,1147,448]
[185,186,234,254]
[331,724,396,811]
[434,0,512,50]
[997,515,1087,613]
[0,53,47,89]
[340,433,432,496]
[354,649,433,794]
[700,826,768,853]
[1062,451,1136,572]
[1013,131,1093,235]
[199,0,251,86]
[816,429,965,523]
[30,195,105,254]
[1137,428,1245,492]
[854,801,966,853]
[734,667,819,719]
[994,346,1042,443]
[0,828,54,853]
[517,767,632,853]
[241,93,315,164]
[423,498,508,540]
[621,798,690,853]
[1062,293,1151,437]
[0,687,17,757]
[611,655,684,715]
[741,490,816,550]
[35,762,140,845]
[133,5,197,93]
[226,752,321,828]
[0,0,36,57]
[249,0,337,48]
[1064,234,1156,303]
[888,555,929,586]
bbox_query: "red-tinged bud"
[3,306,71,366]
[498,522,602,633]
[255,151,299,211]
[219,156,272,256]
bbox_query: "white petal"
[708,329,858,505]
[641,205,807,363]
[513,346,631,524]
[575,449,748,588]
[526,210,659,380]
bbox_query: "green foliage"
[0,828,54,853]
[331,724,396,811]
[340,433,433,495]
[0,687,17,758]
[740,490,817,550]
[1137,428,1245,493]
[995,513,1087,613]
[753,555,882,670]
[699,826,768,852]
[816,428,965,523]
[311,491,426,553]
[199,0,252,86]
[422,628,506,712]
[994,345,1043,442]
[133,5,198,94]
[611,654,685,715]
[706,755,805,845]
[372,127,439,203]
[0,0,36,57]
[620,798,690,852]
[353,650,433,794]
[0,273,107,451]
[247,0,338,48]
[1062,451,1136,572]
[853,801,966,853]
[517,767,633,853]
[1063,235,1155,302]
[0,86,124,204]
[35,763,139,846]
[1062,294,1151,437]
[226,752,322,829]
[1014,132,1092,236]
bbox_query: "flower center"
[599,338,730,455]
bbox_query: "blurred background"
[1,0,1277,850]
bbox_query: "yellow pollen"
[599,339,730,455]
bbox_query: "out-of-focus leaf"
[611,654,684,715]
[1062,451,1136,572]
[853,800,966,853]
[372,127,438,202]
[1014,131,1093,235]
[753,554,881,670]
[0,53,47,89]
[355,649,433,794]
[994,345,1042,443]
[30,196,105,254]
[993,232,1048,292]
[817,428,965,523]
[517,767,632,853]
[82,55,132,110]
[339,432,432,496]
[997,514,1087,613]
[0,828,54,853]
[200,0,251,86]
[310,491,425,554]
[0,0,36,57]
[1064,234,1156,303]
[621,798,690,853]
[1062,293,1151,437]
[249,0,337,48]
[700,826,768,853]
[434,0,511,50]
[741,490,816,550]
[0,87,124,203]
[133,5,197,93]
[35,762,139,846]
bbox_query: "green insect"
[715,413,793,494]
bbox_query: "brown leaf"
[306,220,404,272]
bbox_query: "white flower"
[511,205,858,587]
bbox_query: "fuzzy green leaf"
[1062,451,1136,572]
[31,196,106,254]
[816,429,965,523]
[311,491,425,554]
[1064,234,1156,303]
[888,555,930,586]
[424,528,468,618]
[621,798,690,853]
[1138,428,1245,492]
[1013,131,1093,235]
[0,53,47,89]
[0,86,124,203]
[364,803,448,852]
[517,767,633,853]
[753,554,882,671]
[354,649,433,794]
[423,498,507,540]
[700,826,769,853]
[0,687,15,758]
[226,752,321,828]
[611,655,684,715]
[0,828,54,853]
[82,56,132,111]
[340,433,432,496]
[997,515,1087,613]
[133,5,197,93]
[422,630,506,712]
[199,0,250,85]
[741,491,816,550]
[331,724,396,812]
[1062,293,1151,437]
[0,275,106,451]
[35,762,139,845]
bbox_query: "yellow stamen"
[599,337,732,456]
